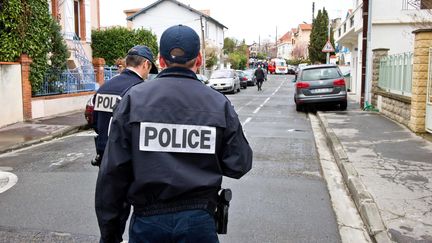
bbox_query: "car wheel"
[340,101,347,111]
[296,103,303,112]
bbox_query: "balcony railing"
[403,0,432,10]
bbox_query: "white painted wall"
[131,1,225,50]
[32,94,93,119]
[0,64,23,127]
[372,24,416,54]
[277,43,293,60]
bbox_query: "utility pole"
[312,2,315,23]
[365,0,373,107]
[326,20,331,64]
[275,26,278,58]
[200,16,206,74]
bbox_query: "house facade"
[125,0,227,68]
[292,24,312,60]
[48,0,100,70]
[277,31,293,60]
[335,0,432,101]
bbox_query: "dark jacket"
[95,67,253,242]
[254,67,265,81]
[92,69,144,153]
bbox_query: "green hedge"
[91,27,158,66]
[0,0,68,94]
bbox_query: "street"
[0,74,342,242]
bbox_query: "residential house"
[249,43,259,58]
[292,24,312,60]
[49,0,100,70]
[125,0,227,69]
[335,0,432,134]
[277,31,293,60]
[335,0,432,101]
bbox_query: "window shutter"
[85,0,92,42]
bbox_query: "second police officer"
[91,45,158,166]
[91,45,158,242]
[95,24,253,243]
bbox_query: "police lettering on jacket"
[94,94,121,113]
[139,122,216,154]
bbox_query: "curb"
[0,124,88,155]
[316,111,393,243]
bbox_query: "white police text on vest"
[139,122,216,154]
[94,94,121,113]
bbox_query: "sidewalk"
[0,110,88,154]
[317,106,432,242]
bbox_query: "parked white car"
[208,69,241,94]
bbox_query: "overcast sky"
[99,0,353,44]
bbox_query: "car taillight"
[242,77,247,81]
[296,82,310,88]
[333,79,345,86]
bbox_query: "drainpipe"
[360,0,370,108]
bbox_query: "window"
[73,0,86,40]
[74,0,80,39]
[301,67,341,81]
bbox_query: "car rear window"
[301,67,341,81]
[211,70,233,78]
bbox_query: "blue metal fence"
[35,68,97,96]
[378,52,413,96]
[104,66,119,81]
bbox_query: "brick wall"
[19,54,32,121]
[409,29,432,133]
[377,92,411,127]
[371,48,389,107]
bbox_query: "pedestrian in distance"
[95,24,253,243]
[91,45,158,243]
[255,65,265,91]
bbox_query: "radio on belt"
[139,122,216,154]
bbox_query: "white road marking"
[253,80,285,114]
[242,117,252,126]
[0,171,18,193]
[49,153,85,168]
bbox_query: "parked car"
[208,69,241,94]
[294,64,347,111]
[84,96,94,126]
[287,65,296,74]
[196,74,210,86]
[235,70,248,89]
[243,69,256,86]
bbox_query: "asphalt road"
[0,74,341,242]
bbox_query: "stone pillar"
[19,54,33,121]
[409,29,432,133]
[92,57,106,86]
[371,48,390,107]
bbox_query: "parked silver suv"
[294,64,347,111]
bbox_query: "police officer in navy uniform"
[95,24,253,243]
[91,45,157,243]
[91,45,158,166]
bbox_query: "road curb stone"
[0,124,87,155]
[316,111,393,243]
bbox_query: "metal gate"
[426,47,432,133]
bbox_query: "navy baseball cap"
[127,45,158,74]
[160,25,200,64]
